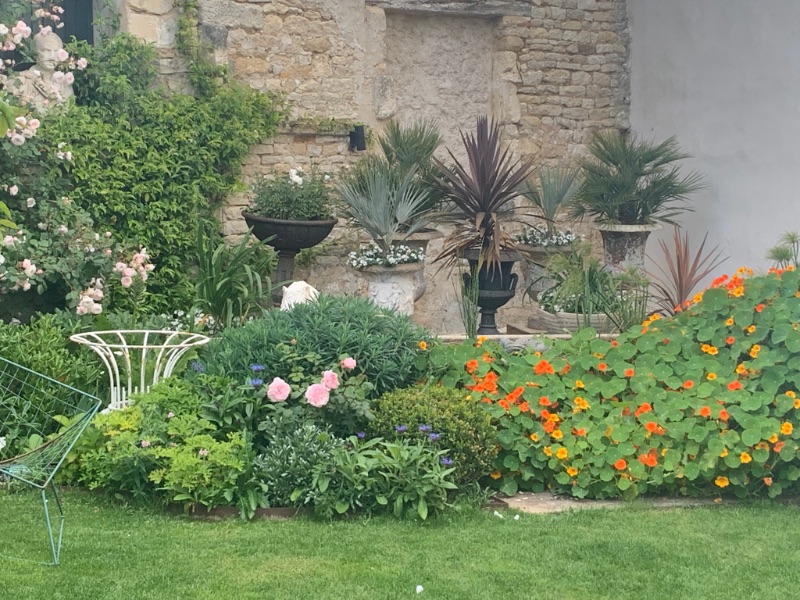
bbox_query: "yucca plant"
[432,116,535,271]
[648,226,727,315]
[192,223,276,332]
[519,164,582,236]
[570,130,704,225]
[337,165,431,254]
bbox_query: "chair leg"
[41,484,65,566]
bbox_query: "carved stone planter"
[356,262,423,316]
[527,305,613,334]
[596,223,661,270]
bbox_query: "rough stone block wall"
[116,0,630,334]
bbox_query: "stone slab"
[496,492,722,515]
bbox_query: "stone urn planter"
[596,223,661,270]
[243,212,337,283]
[390,228,443,301]
[462,249,521,335]
[356,262,423,316]
[527,305,613,334]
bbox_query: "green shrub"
[432,267,800,500]
[254,413,343,508]
[367,385,497,484]
[309,436,457,520]
[199,295,432,397]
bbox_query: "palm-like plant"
[433,116,535,270]
[337,165,431,254]
[519,164,582,236]
[648,226,727,315]
[570,131,704,225]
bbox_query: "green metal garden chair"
[0,356,101,566]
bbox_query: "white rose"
[0,436,6,451]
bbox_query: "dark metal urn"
[242,212,337,283]
[462,249,520,335]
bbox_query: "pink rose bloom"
[77,57,88,70]
[120,276,132,288]
[267,377,291,402]
[10,133,25,146]
[122,267,135,278]
[8,185,18,196]
[341,357,356,370]
[305,383,330,408]
[55,48,69,62]
[322,370,339,390]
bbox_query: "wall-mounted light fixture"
[348,125,366,151]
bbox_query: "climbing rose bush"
[430,267,800,500]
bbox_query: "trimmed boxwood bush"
[198,295,432,397]
[367,384,498,484]
[432,267,800,500]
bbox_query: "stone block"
[493,51,522,83]
[198,0,264,29]
[128,0,173,15]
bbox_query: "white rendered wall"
[629,0,800,275]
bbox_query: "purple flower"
[250,364,265,372]
[418,425,432,432]
[250,378,264,388]
[428,433,440,442]
[440,457,453,467]
[395,425,407,433]
[356,431,366,439]
[190,361,205,373]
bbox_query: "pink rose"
[55,48,69,62]
[8,185,18,196]
[120,276,132,288]
[340,357,356,370]
[322,370,339,390]
[267,377,291,402]
[305,383,330,408]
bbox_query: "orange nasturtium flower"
[755,303,765,313]
[698,406,711,418]
[774,441,786,453]
[707,373,717,380]
[645,421,659,433]
[638,450,658,468]
[725,317,735,326]
[466,359,478,374]
[418,341,428,351]
[731,286,745,297]
[555,447,569,460]
[534,360,555,376]
[635,403,652,418]
[764,477,773,487]
[542,420,556,434]
[566,466,579,477]
[735,363,748,375]
[740,452,752,464]
[747,325,756,334]
[574,396,590,410]
[552,429,564,440]
[572,427,586,437]
[624,368,635,378]
[787,391,797,398]
[598,362,608,372]
[749,344,761,359]
[683,380,695,389]
[726,336,735,345]
[613,459,627,471]
[539,396,552,406]
[529,432,539,442]
[728,380,743,391]
[518,401,530,413]
[481,351,494,363]
[781,422,794,435]
[715,476,730,488]
[498,399,511,411]
[490,470,502,480]
[574,379,585,389]
[719,409,730,421]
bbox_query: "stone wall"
[117,0,630,334]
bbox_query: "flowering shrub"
[347,242,424,268]
[515,226,578,248]
[249,167,335,221]
[430,267,800,500]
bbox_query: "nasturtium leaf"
[752,448,769,463]
[503,455,520,471]
[617,477,631,490]
[741,429,762,446]
[500,479,518,496]
[683,462,700,480]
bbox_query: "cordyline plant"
[432,116,535,272]
[648,226,727,316]
[425,265,800,500]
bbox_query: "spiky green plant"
[337,166,431,253]
[570,130,704,225]
[767,231,800,269]
[432,116,535,271]
[519,164,582,235]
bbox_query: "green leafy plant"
[198,295,431,397]
[649,226,727,316]
[767,231,800,270]
[569,130,704,225]
[192,223,276,332]
[432,115,535,271]
[309,436,457,520]
[366,384,497,484]
[248,167,335,221]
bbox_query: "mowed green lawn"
[1,490,798,600]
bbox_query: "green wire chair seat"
[0,356,101,565]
